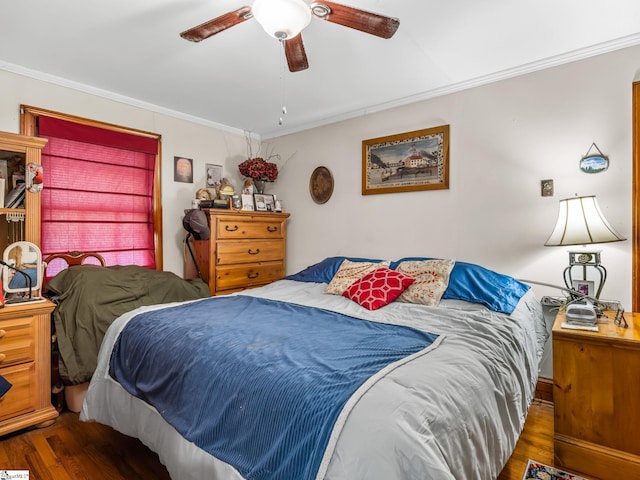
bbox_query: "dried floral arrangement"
[238,133,280,182]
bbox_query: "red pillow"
[342,267,415,310]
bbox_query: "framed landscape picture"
[362,125,449,195]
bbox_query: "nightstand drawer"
[216,263,285,291]
[0,362,37,421]
[216,217,285,239]
[0,317,36,368]
[216,240,284,265]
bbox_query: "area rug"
[522,459,590,480]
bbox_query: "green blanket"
[48,265,211,385]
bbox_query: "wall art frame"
[206,163,223,188]
[579,143,609,174]
[362,125,450,195]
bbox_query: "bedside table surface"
[553,311,640,345]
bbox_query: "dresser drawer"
[0,362,36,421]
[216,217,285,240]
[216,240,284,265]
[0,317,36,368]
[216,263,285,291]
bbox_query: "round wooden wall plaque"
[309,166,334,204]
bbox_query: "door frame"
[633,81,640,311]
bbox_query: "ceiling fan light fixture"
[252,0,312,40]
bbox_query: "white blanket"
[81,279,546,480]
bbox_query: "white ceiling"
[2,1,640,139]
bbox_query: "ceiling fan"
[180,0,399,72]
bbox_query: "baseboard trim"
[535,376,553,403]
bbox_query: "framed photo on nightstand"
[572,280,595,297]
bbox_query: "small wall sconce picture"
[174,156,193,183]
[579,143,609,174]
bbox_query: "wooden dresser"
[552,311,640,479]
[188,209,290,295]
[0,300,57,436]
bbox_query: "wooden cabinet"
[188,209,290,295]
[0,131,58,435]
[552,312,640,479]
[0,301,57,435]
[0,131,47,249]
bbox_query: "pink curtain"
[38,116,157,275]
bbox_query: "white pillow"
[396,259,455,306]
[325,259,390,295]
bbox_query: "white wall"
[269,45,639,314]
[2,45,639,378]
[0,69,248,275]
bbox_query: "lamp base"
[563,249,606,299]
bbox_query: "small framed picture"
[241,194,254,211]
[206,164,223,188]
[572,280,595,298]
[254,193,275,212]
[174,156,193,183]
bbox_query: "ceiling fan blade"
[310,1,399,39]
[284,34,309,72]
[180,6,252,42]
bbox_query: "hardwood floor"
[0,400,561,479]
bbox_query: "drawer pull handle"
[0,353,5,363]
[248,248,260,255]
[266,226,278,233]
[225,225,239,232]
[0,330,5,339]
[247,272,260,279]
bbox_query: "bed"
[80,256,547,480]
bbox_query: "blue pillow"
[285,257,386,284]
[392,257,529,315]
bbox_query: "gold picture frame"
[362,125,449,195]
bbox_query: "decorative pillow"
[325,259,390,295]
[285,256,386,284]
[391,257,530,315]
[342,267,415,310]
[396,259,455,306]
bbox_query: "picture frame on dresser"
[241,194,254,211]
[254,194,275,212]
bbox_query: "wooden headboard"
[43,250,106,293]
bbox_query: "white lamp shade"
[545,195,626,246]
[252,0,312,40]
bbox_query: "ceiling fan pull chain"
[279,39,287,126]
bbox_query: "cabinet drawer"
[216,240,284,265]
[216,263,285,291]
[0,362,36,421]
[217,218,284,240]
[0,317,36,367]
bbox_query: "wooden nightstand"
[0,300,57,436]
[553,311,640,479]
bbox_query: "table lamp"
[545,195,625,299]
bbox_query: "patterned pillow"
[325,259,390,295]
[396,259,455,306]
[342,267,415,310]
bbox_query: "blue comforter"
[109,295,439,480]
